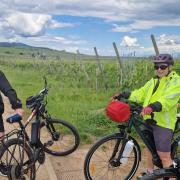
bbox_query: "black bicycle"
[84,100,180,180]
[0,77,80,180]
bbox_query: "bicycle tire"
[84,134,141,180]
[171,135,180,163]
[0,138,36,180]
[40,118,80,156]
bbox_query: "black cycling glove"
[113,91,131,100]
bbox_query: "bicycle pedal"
[44,140,53,147]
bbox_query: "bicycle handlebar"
[6,77,48,125]
[26,77,48,109]
[114,97,155,119]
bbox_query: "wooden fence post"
[113,42,123,86]
[94,47,108,90]
[76,50,91,83]
[94,47,103,74]
[151,34,159,55]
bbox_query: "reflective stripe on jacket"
[129,71,180,130]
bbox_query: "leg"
[152,124,173,164]
[146,148,154,173]
[136,148,154,179]
[157,151,174,180]
[157,151,173,168]
[153,125,174,180]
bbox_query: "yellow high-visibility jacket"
[129,71,180,130]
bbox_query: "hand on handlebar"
[112,92,131,100]
[112,93,121,100]
[0,109,23,141]
[140,106,153,116]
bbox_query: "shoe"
[0,162,8,177]
[137,167,178,180]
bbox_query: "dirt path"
[2,96,146,180]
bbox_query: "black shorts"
[145,121,173,152]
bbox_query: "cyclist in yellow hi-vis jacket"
[113,54,180,179]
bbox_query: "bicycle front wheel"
[84,134,140,180]
[0,138,36,180]
[40,119,80,156]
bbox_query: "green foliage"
[0,57,180,144]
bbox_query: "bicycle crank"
[35,148,46,164]
[10,163,22,180]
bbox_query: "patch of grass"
[1,58,180,144]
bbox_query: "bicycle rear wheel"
[40,118,80,156]
[171,135,180,164]
[84,134,140,180]
[0,138,36,180]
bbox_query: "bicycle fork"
[109,129,128,167]
[45,119,60,141]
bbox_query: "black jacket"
[0,70,22,132]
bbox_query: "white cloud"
[120,36,139,47]
[0,1,180,56]
[4,12,51,36]
[154,34,180,56]
[1,0,180,32]
[158,34,180,45]
[0,11,75,38]
[112,18,180,32]
[49,20,74,28]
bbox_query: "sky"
[0,0,180,57]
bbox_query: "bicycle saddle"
[6,114,22,124]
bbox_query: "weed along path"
[2,96,146,180]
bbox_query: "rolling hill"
[0,42,97,61]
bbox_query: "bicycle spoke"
[85,135,140,180]
[0,139,35,179]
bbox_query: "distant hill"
[2,42,145,61]
[0,42,32,47]
[0,42,100,61]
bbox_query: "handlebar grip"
[6,114,22,124]
[150,113,154,119]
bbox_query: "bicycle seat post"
[18,121,24,130]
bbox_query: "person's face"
[154,63,171,78]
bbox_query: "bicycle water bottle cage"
[26,96,38,109]
[6,114,22,123]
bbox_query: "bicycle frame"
[132,117,163,168]
[1,77,81,179]
[109,111,179,169]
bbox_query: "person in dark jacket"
[0,70,23,140]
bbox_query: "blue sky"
[0,0,180,56]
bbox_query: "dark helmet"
[153,54,174,65]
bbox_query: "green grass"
[1,58,180,144]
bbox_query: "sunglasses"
[154,65,168,70]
